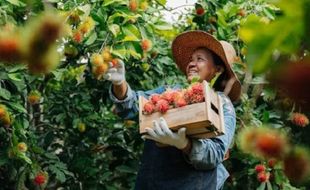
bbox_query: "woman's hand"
[105,59,126,85]
[143,117,189,150]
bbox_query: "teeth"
[189,72,198,76]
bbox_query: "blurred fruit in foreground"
[238,127,289,159]
[27,45,60,74]
[0,10,68,74]
[283,146,310,183]
[270,57,310,110]
[0,31,23,63]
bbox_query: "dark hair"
[211,52,227,92]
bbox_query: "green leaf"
[56,170,66,183]
[0,88,11,100]
[8,73,22,81]
[85,32,97,46]
[111,45,127,59]
[266,181,273,190]
[256,182,266,190]
[78,4,91,18]
[103,0,126,6]
[153,22,173,31]
[116,165,136,173]
[16,152,32,164]
[0,157,9,167]
[8,102,27,113]
[122,25,141,39]
[109,24,120,36]
[5,0,26,7]
[216,10,228,28]
[263,88,276,102]
[16,167,27,190]
[156,0,166,6]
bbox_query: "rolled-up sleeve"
[186,93,236,170]
[109,84,167,120]
[109,84,139,120]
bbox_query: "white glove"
[105,59,125,85]
[143,117,189,150]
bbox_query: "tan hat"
[171,30,241,102]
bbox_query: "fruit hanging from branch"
[27,90,42,105]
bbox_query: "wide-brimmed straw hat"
[171,30,241,102]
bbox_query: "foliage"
[0,0,183,189]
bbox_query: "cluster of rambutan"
[90,47,119,80]
[253,159,277,183]
[71,16,95,43]
[254,164,270,183]
[238,127,289,160]
[143,83,204,114]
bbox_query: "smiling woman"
[186,48,224,83]
[108,30,241,190]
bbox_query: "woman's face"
[186,48,221,83]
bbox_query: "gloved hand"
[142,117,189,150]
[105,59,125,85]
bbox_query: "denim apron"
[135,140,218,190]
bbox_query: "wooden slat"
[217,93,225,134]
[209,88,219,110]
[203,81,211,121]
[139,102,207,134]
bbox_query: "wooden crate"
[139,81,225,139]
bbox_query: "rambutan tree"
[0,0,183,189]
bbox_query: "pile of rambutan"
[142,83,204,114]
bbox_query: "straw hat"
[171,30,241,102]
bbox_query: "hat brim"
[171,30,241,102]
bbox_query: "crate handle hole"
[211,103,219,115]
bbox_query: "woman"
[107,31,241,190]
